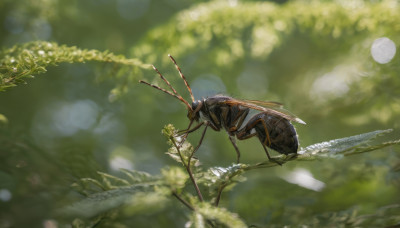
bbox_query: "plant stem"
[172,192,216,228]
[214,184,227,206]
[172,191,195,211]
[171,138,204,202]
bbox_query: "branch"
[199,129,400,206]
[0,41,151,91]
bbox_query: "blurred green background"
[1,0,400,227]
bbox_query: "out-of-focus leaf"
[98,171,131,189]
[72,170,160,196]
[0,41,151,92]
[133,1,400,67]
[119,169,157,184]
[196,202,247,228]
[62,184,158,218]
[304,204,400,227]
[188,212,205,228]
[161,166,188,190]
[71,178,106,196]
[122,191,169,215]
[0,114,8,125]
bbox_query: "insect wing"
[224,98,306,124]
[239,99,283,108]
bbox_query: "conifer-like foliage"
[1,0,400,227]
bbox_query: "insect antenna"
[152,65,179,96]
[139,65,192,110]
[168,54,195,102]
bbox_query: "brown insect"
[139,55,306,164]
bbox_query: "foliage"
[0,41,150,99]
[54,125,399,227]
[133,0,400,127]
[133,1,400,63]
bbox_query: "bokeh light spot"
[281,168,325,192]
[43,219,57,228]
[0,189,12,202]
[310,64,362,103]
[109,146,135,171]
[371,37,396,64]
[110,156,134,171]
[52,100,99,136]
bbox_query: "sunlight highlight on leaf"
[298,129,396,157]
[242,129,399,169]
[0,41,151,92]
[196,202,247,228]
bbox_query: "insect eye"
[191,101,199,111]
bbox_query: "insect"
[139,55,306,164]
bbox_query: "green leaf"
[62,185,147,217]
[189,212,205,228]
[0,41,151,92]
[119,169,157,184]
[97,171,131,189]
[243,129,400,169]
[72,170,160,196]
[195,202,247,228]
[161,166,188,190]
[161,124,176,143]
[62,184,163,218]
[298,129,399,158]
[72,178,106,196]
[133,1,400,68]
[122,191,169,215]
[200,164,246,198]
[162,124,199,167]
[304,204,400,227]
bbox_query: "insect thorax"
[198,96,249,132]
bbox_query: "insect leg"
[258,117,272,147]
[255,117,284,165]
[261,143,282,166]
[240,114,272,147]
[230,108,249,132]
[228,136,241,164]
[177,121,204,146]
[236,109,250,127]
[261,143,272,160]
[237,115,282,164]
[186,122,204,134]
[192,123,210,154]
[236,132,257,140]
[178,121,204,135]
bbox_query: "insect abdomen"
[254,114,299,154]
